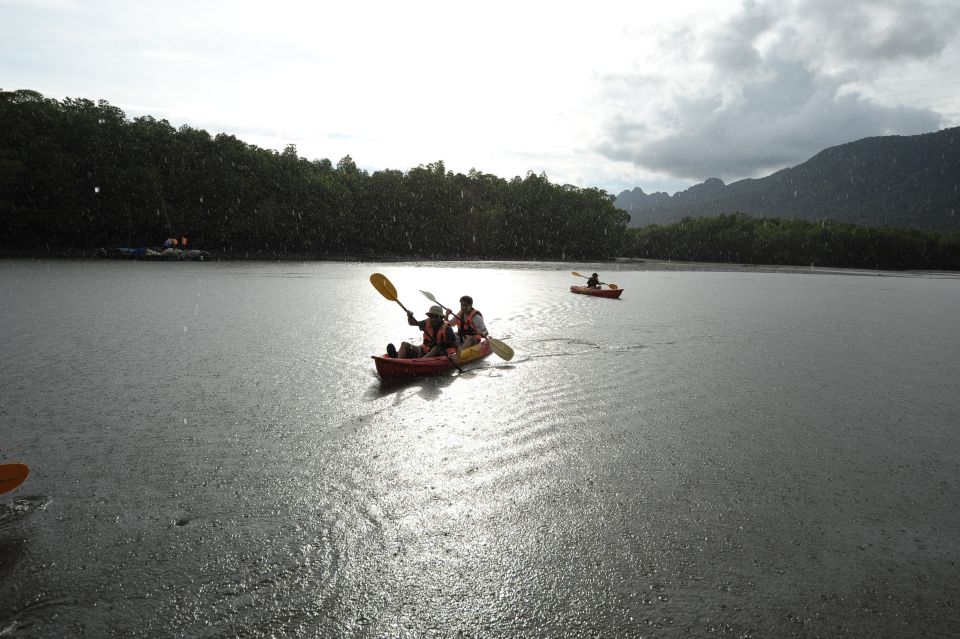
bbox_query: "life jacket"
[455,309,483,340]
[422,319,456,352]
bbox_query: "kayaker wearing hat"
[586,273,601,289]
[443,295,489,348]
[389,304,462,360]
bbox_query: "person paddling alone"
[389,305,461,360]
[586,273,601,289]
[443,295,489,348]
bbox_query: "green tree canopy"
[0,90,627,260]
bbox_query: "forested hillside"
[617,128,960,232]
[0,90,629,259]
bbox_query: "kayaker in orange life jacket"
[390,305,462,360]
[442,295,489,348]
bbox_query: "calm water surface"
[1,260,959,637]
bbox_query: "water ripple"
[0,496,50,527]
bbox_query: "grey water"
[1,259,958,638]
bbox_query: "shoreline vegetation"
[2,90,959,272]
[622,214,960,272]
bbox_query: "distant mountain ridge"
[616,128,960,231]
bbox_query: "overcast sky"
[2,0,959,195]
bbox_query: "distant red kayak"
[570,285,623,299]
[372,339,493,378]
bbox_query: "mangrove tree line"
[0,90,629,259]
[624,214,960,271]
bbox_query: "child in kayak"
[388,305,461,360]
[586,273,601,288]
[443,295,489,348]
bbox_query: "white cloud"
[596,0,960,185]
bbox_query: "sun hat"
[426,305,444,317]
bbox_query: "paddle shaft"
[572,271,606,284]
[445,351,464,373]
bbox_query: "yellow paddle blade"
[0,463,29,495]
[370,273,398,301]
[571,271,584,278]
[488,337,514,361]
[607,283,619,290]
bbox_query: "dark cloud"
[797,0,960,63]
[600,76,941,181]
[705,0,775,71]
[598,0,958,183]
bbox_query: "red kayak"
[570,285,623,299]
[372,339,493,378]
